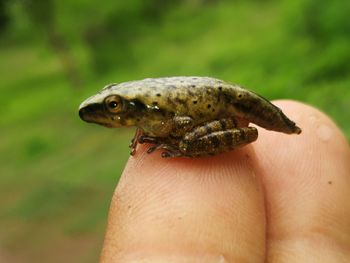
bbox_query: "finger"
[100,146,266,262]
[253,100,350,262]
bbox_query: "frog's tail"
[273,109,302,134]
[250,105,301,134]
[232,90,302,135]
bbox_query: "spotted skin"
[79,76,301,157]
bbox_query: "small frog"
[79,77,301,157]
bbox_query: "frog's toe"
[161,151,172,158]
[146,145,158,154]
[138,135,158,144]
[161,150,183,158]
[146,143,175,155]
[144,143,183,158]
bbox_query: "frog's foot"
[138,134,159,144]
[129,128,143,155]
[146,143,183,158]
[137,134,181,157]
[161,150,183,158]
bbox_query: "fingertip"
[256,99,350,196]
[258,100,349,161]
[102,145,266,262]
[273,100,347,141]
[256,100,350,262]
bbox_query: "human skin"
[100,101,350,263]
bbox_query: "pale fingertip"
[255,100,350,262]
[101,146,266,263]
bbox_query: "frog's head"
[79,86,142,128]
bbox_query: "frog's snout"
[79,108,84,120]
[79,107,87,121]
[79,103,101,121]
[79,102,127,128]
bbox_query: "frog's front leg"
[178,119,258,157]
[129,129,166,155]
[132,133,179,156]
[129,116,193,157]
[129,128,143,155]
[146,143,183,157]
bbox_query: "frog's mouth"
[79,103,101,121]
[79,103,121,128]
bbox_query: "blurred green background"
[0,0,349,262]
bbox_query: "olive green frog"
[79,76,301,157]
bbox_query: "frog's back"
[106,76,228,94]
[106,76,240,121]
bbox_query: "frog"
[79,76,301,158]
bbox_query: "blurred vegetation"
[0,0,349,262]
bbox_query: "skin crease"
[100,101,350,263]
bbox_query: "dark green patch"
[24,137,50,159]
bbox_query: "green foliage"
[289,0,350,43]
[22,0,55,30]
[0,0,349,262]
[0,0,11,34]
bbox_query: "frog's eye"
[105,95,123,113]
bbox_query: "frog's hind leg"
[180,128,258,156]
[179,119,258,157]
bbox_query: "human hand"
[100,101,350,263]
